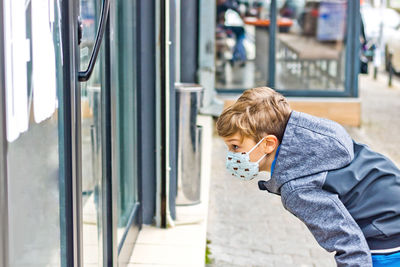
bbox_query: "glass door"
[78,0,140,264]
[2,0,139,265]
[79,0,107,266]
[2,0,114,266]
[3,0,64,266]
[109,0,140,263]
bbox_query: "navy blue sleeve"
[283,187,372,267]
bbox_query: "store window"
[215,0,351,94]
[275,0,347,91]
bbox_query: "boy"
[216,87,400,267]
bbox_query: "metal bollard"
[175,83,204,205]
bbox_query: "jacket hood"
[261,111,354,194]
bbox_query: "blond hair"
[216,87,291,142]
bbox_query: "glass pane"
[79,0,104,265]
[80,0,98,71]
[275,0,347,91]
[214,1,348,92]
[111,0,138,243]
[215,1,271,90]
[5,0,63,265]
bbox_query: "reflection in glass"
[215,0,347,92]
[215,0,262,90]
[275,0,347,91]
[80,0,97,71]
[6,0,63,266]
[80,0,104,265]
[8,117,61,267]
[111,0,138,243]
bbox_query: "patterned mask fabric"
[226,137,267,181]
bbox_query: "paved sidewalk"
[206,72,400,267]
[345,72,400,165]
[128,115,213,267]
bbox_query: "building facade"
[0,0,360,266]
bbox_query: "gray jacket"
[258,111,400,267]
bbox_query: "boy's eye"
[232,145,239,150]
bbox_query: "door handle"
[78,0,110,82]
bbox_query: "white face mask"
[225,137,267,181]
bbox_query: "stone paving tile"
[206,72,400,266]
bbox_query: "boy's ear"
[263,135,279,154]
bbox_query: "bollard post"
[175,83,204,206]
[389,53,393,87]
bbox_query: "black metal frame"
[268,0,277,87]
[61,0,81,266]
[103,10,117,267]
[0,0,9,265]
[350,0,361,98]
[160,0,168,229]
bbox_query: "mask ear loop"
[248,137,266,154]
[256,153,267,163]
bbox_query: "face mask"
[226,137,267,181]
